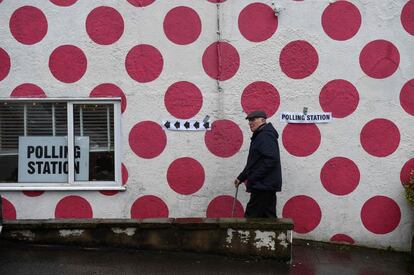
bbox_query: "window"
[0,98,123,191]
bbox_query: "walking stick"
[231,185,239,217]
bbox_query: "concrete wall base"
[1,218,293,261]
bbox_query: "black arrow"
[193,121,200,129]
[184,121,190,129]
[203,122,210,129]
[174,121,180,129]
[164,121,170,129]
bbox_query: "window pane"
[73,104,114,181]
[0,102,68,183]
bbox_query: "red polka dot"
[400,79,414,116]
[22,191,45,197]
[9,6,48,45]
[241,81,280,118]
[86,6,124,45]
[320,157,360,196]
[2,197,16,220]
[282,195,322,234]
[50,0,77,6]
[282,124,321,157]
[319,79,359,118]
[400,158,414,185]
[206,195,244,218]
[280,40,319,79]
[163,6,201,45]
[208,0,226,3]
[49,45,87,83]
[11,83,46,98]
[204,119,243,158]
[55,195,93,219]
[125,44,163,83]
[321,1,361,41]
[361,196,401,234]
[0,48,10,81]
[100,163,129,196]
[401,0,414,35]
[131,195,169,218]
[164,81,203,119]
[359,40,399,79]
[167,157,205,195]
[238,3,278,42]
[330,234,355,244]
[90,83,127,113]
[127,0,155,7]
[202,42,240,81]
[360,119,400,157]
[129,121,167,159]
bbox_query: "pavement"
[0,240,412,275]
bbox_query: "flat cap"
[245,110,267,120]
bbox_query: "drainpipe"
[0,195,3,233]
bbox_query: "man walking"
[234,110,282,218]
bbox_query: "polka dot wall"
[0,0,413,251]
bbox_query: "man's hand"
[234,179,241,187]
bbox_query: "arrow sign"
[162,119,212,131]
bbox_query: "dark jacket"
[237,123,282,192]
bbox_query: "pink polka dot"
[401,0,414,35]
[400,158,414,185]
[167,157,205,195]
[400,79,414,116]
[319,79,359,118]
[0,48,11,81]
[22,191,45,197]
[320,157,360,196]
[86,6,124,45]
[206,195,244,218]
[9,6,47,45]
[360,119,400,157]
[163,6,201,45]
[279,40,319,79]
[49,45,87,83]
[129,121,167,159]
[100,163,129,196]
[241,81,280,118]
[208,0,226,3]
[361,196,401,234]
[359,40,399,79]
[321,1,361,41]
[131,195,169,218]
[202,42,240,81]
[164,81,203,119]
[50,0,77,6]
[282,195,322,234]
[125,44,163,83]
[90,83,127,113]
[2,197,16,220]
[330,234,355,244]
[11,83,46,98]
[127,0,155,7]
[55,195,93,219]
[204,119,243,158]
[282,124,321,157]
[238,3,278,42]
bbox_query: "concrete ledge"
[1,218,293,260]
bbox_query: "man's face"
[248,117,265,132]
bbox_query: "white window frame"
[0,97,125,191]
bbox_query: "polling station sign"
[280,112,332,124]
[18,136,89,182]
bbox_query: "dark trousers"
[244,191,277,218]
